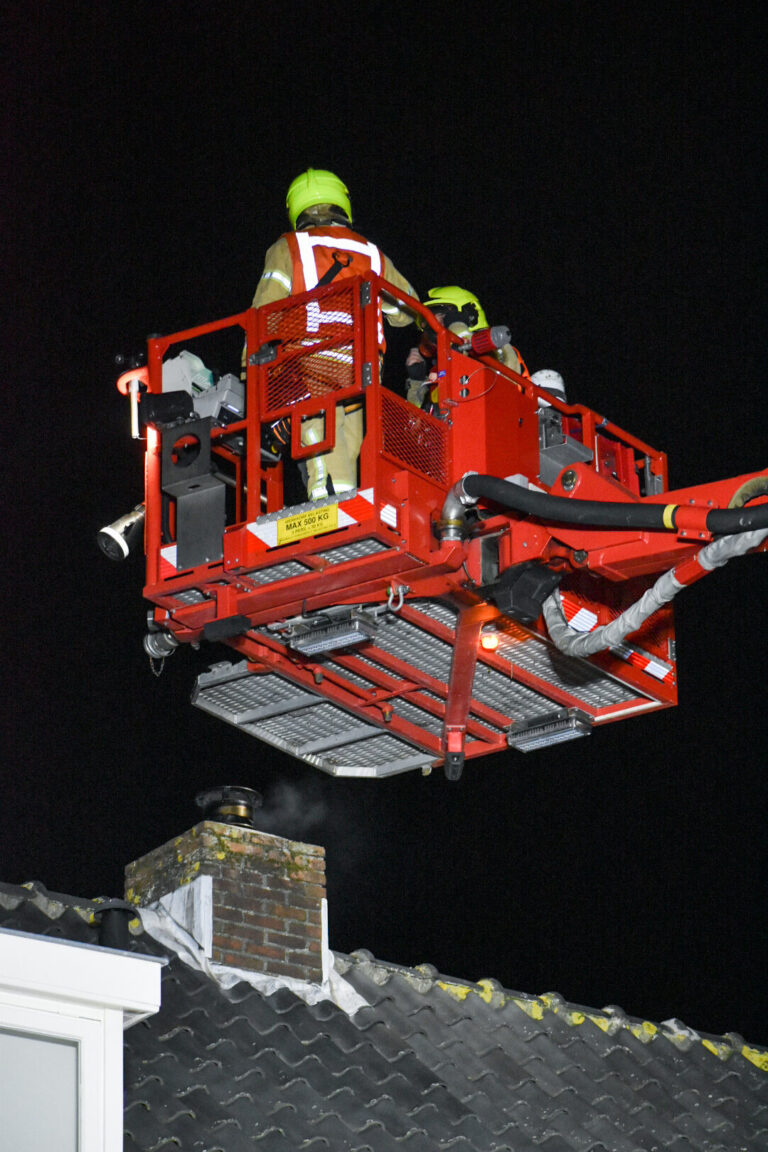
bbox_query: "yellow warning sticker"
[277,503,339,545]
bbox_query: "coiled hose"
[540,478,768,656]
[451,473,768,656]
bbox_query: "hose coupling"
[143,630,179,659]
[438,474,479,541]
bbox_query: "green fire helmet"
[286,169,352,229]
[424,286,488,331]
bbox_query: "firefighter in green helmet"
[251,169,417,501]
[406,286,528,413]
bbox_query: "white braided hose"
[542,528,768,658]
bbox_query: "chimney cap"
[195,785,263,828]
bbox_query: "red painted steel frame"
[125,273,767,768]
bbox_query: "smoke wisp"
[255,780,328,838]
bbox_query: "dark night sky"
[3,5,766,1040]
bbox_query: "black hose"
[707,505,768,533]
[462,473,768,534]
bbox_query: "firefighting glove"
[406,356,429,382]
[406,380,430,408]
[261,417,291,458]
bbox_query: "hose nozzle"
[468,326,511,356]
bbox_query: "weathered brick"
[218,877,271,904]
[298,884,325,902]
[228,923,266,947]
[213,933,246,954]
[213,906,244,928]
[247,942,285,961]
[268,889,322,913]
[289,852,324,870]
[220,951,247,968]
[256,875,292,892]
[222,838,267,858]
[213,877,243,895]
[215,888,253,911]
[216,867,248,885]
[266,902,308,923]
[126,817,326,982]
[241,910,284,933]
[266,931,308,952]
[288,868,326,887]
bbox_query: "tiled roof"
[1,880,766,1151]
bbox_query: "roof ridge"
[337,951,768,1070]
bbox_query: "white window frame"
[0,926,163,1152]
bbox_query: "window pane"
[0,1029,78,1152]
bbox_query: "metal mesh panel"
[265,282,357,341]
[194,669,318,723]
[470,661,557,723]
[263,284,358,411]
[411,599,458,629]
[243,560,313,585]
[319,733,429,771]
[409,599,639,709]
[495,627,639,707]
[192,661,431,776]
[316,538,390,565]
[324,662,380,693]
[172,588,210,605]
[265,352,354,410]
[389,698,444,736]
[373,616,550,722]
[373,618,454,683]
[246,702,377,752]
[381,391,448,485]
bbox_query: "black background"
[3,5,766,1040]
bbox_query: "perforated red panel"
[381,391,448,485]
[264,284,358,412]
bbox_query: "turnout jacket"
[252,224,417,333]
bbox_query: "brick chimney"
[124,791,326,985]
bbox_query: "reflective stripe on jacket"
[284,226,384,292]
[284,226,385,347]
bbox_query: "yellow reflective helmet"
[424,286,488,331]
[286,169,352,229]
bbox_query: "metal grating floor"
[410,599,641,709]
[244,702,381,755]
[495,628,639,707]
[243,560,313,586]
[389,697,444,736]
[316,538,390,565]
[411,599,459,630]
[192,662,430,777]
[193,664,319,723]
[191,588,652,777]
[325,661,379,693]
[373,618,454,682]
[471,660,559,723]
[172,588,210,605]
[314,733,430,775]
[371,614,556,721]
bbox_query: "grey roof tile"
[1,881,766,1152]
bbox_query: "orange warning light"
[480,628,499,651]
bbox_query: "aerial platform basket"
[113,272,766,778]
